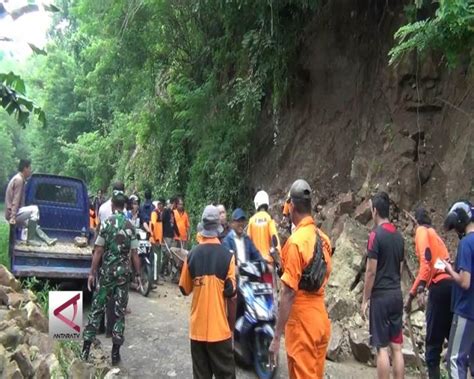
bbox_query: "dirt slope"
[251,0,473,219]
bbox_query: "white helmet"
[254,190,270,210]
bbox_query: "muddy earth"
[90,283,416,379]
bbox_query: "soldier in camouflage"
[82,189,141,365]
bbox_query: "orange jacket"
[281,216,332,379]
[89,209,97,229]
[150,209,163,244]
[247,211,280,262]
[410,225,451,296]
[174,209,190,242]
[179,238,236,342]
[281,216,332,301]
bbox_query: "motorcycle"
[130,229,153,297]
[234,260,277,379]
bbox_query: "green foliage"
[0,222,9,268]
[15,0,319,222]
[390,0,474,66]
[54,341,82,378]
[22,276,57,315]
[0,72,45,126]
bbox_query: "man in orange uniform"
[179,205,236,379]
[269,179,332,379]
[150,199,165,284]
[174,197,190,249]
[404,208,453,379]
[248,190,280,262]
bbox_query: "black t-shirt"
[162,208,177,238]
[367,223,405,293]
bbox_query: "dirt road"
[91,282,392,379]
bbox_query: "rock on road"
[95,283,386,378]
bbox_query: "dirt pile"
[251,0,473,225]
[0,265,109,379]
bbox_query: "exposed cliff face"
[251,0,473,217]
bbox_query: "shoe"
[36,226,57,246]
[111,344,121,366]
[26,221,41,246]
[81,341,92,361]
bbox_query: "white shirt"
[234,234,247,264]
[98,199,112,223]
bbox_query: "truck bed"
[15,241,92,255]
[12,241,92,279]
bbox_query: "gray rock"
[0,344,7,374]
[5,359,23,379]
[354,200,372,225]
[35,354,60,379]
[326,323,347,362]
[24,327,53,355]
[24,302,48,333]
[70,358,96,379]
[327,298,359,322]
[0,323,24,350]
[12,344,35,378]
[337,192,354,215]
[349,328,373,364]
[104,368,121,378]
[0,265,22,292]
[8,292,27,309]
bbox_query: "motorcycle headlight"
[254,300,270,321]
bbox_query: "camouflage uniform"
[84,212,138,346]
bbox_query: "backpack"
[299,231,327,292]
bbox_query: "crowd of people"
[4,159,473,379]
[84,177,474,379]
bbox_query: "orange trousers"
[285,301,331,379]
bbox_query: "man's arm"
[444,264,471,290]
[90,245,104,276]
[409,228,432,297]
[247,238,264,262]
[274,283,296,339]
[361,258,377,318]
[444,242,472,290]
[9,178,23,223]
[224,255,237,330]
[179,257,193,296]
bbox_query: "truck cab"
[9,174,92,280]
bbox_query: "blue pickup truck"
[9,174,92,280]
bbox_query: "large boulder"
[326,218,368,300]
[0,265,22,292]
